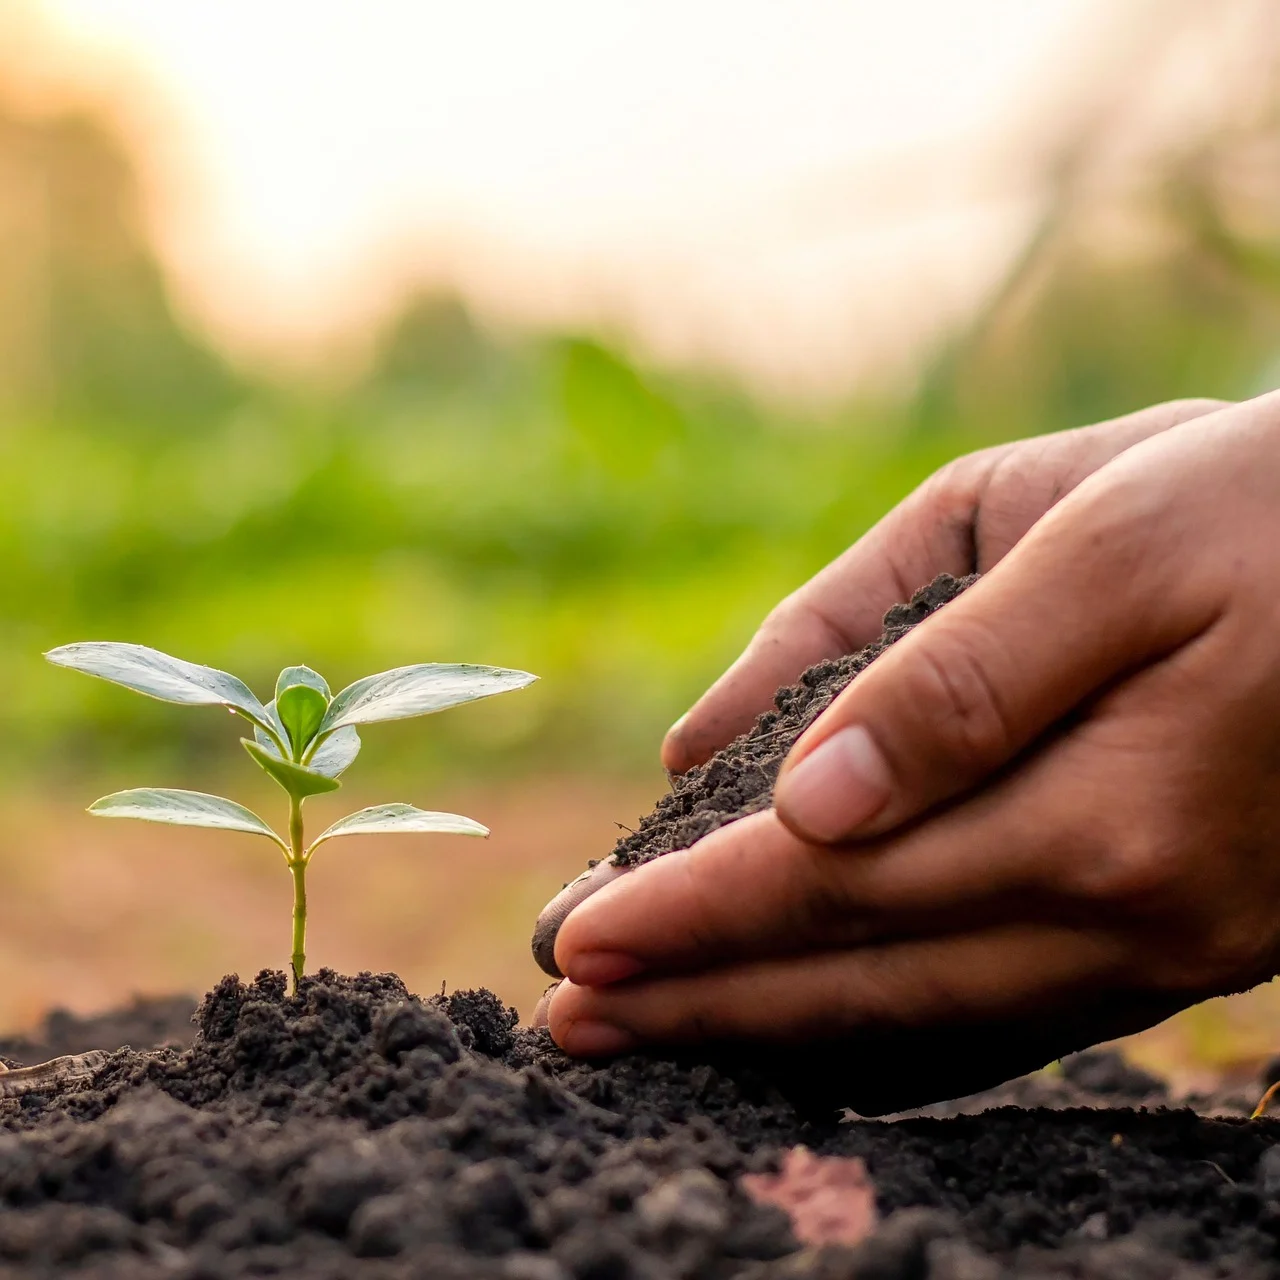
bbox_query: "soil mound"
[0,969,1276,1278]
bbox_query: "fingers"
[661,477,986,773]
[547,922,1127,1056]
[531,858,629,977]
[661,398,1231,776]
[772,451,1227,845]
[531,982,559,1028]
[551,789,1066,983]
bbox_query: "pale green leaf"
[308,803,488,854]
[46,642,271,731]
[306,725,361,778]
[89,788,285,848]
[254,700,287,758]
[242,739,341,799]
[277,684,328,758]
[275,665,330,701]
[319,664,537,733]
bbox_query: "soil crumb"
[0,969,1274,1279]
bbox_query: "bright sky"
[31,0,1116,396]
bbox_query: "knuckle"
[1059,816,1183,906]
[757,594,803,641]
[1060,820,1270,993]
[1142,913,1270,995]
[675,850,727,953]
[847,945,952,1029]
[907,626,1014,767]
[1155,397,1231,425]
[788,848,857,938]
[917,453,991,524]
[750,593,815,659]
[1184,923,1270,991]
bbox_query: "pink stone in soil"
[740,1146,877,1247]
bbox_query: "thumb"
[772,454,1219,844]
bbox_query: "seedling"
[45,643,537,989]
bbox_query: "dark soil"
[7,573,1280,1277]
[0,970,1277,1279]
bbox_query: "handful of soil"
[614,571,976,869]
[537,572,1160,1118]
[532,573,975,975]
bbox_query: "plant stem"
[288,795,307,992]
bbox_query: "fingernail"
[562,1020,637,1057]
[531,982,560,1028]
[532,858,629,978]
[564,951,644,987]
[775,725,891,841]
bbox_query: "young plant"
[45,643,536,989]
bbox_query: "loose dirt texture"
[0,971,1278,1278]
[7,573,1280,1277]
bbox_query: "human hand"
[663,397,1228,774]
[545,392,1280,1112]
[532,398,1225,976]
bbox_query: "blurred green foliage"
[3,81,1280,787]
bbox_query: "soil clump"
[0,970,1274,1278]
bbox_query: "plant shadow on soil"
[4,576,1280,1279]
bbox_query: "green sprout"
[45,643,537,989]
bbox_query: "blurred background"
[2,0,1280,1086]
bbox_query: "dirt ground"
[0,969,1277,1278]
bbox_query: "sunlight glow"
[33,0,1103,394]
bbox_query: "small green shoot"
[45,642,537,989]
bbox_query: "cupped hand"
[546,391,1280,1109]
[662,397,1229,774]
[532,398,1227,975]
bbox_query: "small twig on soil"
[1200,1160,1236,1186]
[749,726,790,743]
[614,822,637,835]
[0,1050,108,1098]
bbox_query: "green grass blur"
[3,77,1280,798]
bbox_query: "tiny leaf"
[254,701,286,759]
[276,684,328,758]
[46,642,272,731]
[319,664,537,733]
[306,725,361,778]
[88,788,285,848]
[308,803,488,854]
[275,665,330,701]
[242,740,341,799]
